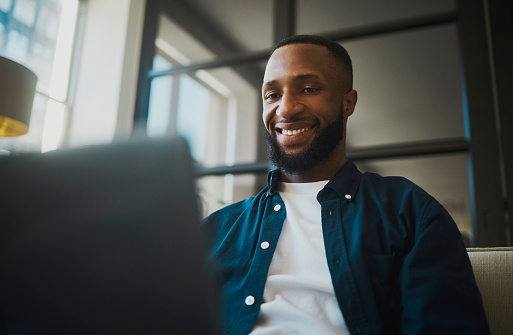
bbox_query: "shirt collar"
[321,159,362,201]
[266,160,362,200]
[266,169,281,197]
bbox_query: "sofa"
[467,247,513,334]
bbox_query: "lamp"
[0,56,38,137]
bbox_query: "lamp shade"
[0,56,38,137]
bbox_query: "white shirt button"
[245,295,255,306]
[274,204,281,211]
[261,241,270,249]
[345,194,352,200]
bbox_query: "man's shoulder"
[332,160,427,198]
[358,171,438,210]
[361,171,427,194]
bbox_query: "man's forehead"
[271,42,329,57]
[263,73,323,89]
[263,44,337,84]
[266,43,331,67]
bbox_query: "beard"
[264,110,345,175]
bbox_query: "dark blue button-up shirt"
[202,160,489,334]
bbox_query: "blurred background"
[0,0,511,247]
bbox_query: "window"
[0,0,80,153]
[145,13,260,217]
[148,55,214,163]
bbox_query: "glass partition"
[344,24,464,149]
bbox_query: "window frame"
[134,0,512,247]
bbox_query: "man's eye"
[266,93,280,100]
[302,87,318,93]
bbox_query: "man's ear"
[343,89,358,117]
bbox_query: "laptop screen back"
[0,137,217,334]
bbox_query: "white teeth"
[282,127,309,136]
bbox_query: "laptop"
[0,137,218,334]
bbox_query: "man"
[202,35,489,334]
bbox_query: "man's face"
[262,43,347,174]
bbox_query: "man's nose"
[276,93,304,119]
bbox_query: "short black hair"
[270,34,353,90]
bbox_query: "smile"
[280,127,310,136]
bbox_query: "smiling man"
[203,35,489,335]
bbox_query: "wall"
[66,0,145,147]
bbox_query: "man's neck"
[280,157,347,183]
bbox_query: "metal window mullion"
[347,138,469,161]
[485,0,513,246]
[133,0,160,137]
[147,50,269,79]
[195,138,470,177]
[322,11,457,42]
[273,0,296,43]
[457,0,507,246]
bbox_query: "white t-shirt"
[251,181,349,335]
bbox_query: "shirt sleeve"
[398,197,490,335]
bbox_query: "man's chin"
[278,146,309,158]
[265,134,319,174]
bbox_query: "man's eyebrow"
[294,73,322,81]
[262,73,322,89]
[262,80,278,89]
